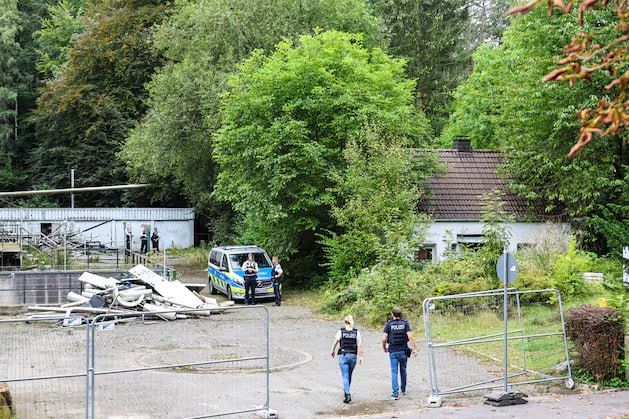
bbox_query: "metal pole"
[64,221,67,271]
[71,169,75,208]
[556,290,573,379]
[163,247,166,279]
[265,306,270,412]
[503,248,509,393]
[516,293,527,373]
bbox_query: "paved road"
[360,390,629,419]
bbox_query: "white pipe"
[27,306,128,314]
[0,184,149,197]
[143,303,177,321]
[66,291,88,303]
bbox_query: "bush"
[565,305,625,381]
[318,263,435,326]
[550,239,594,299]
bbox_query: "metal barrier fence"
[423,288,573,405]
[0,316,89,418]
[0,269,176,306]
[0,306,271,418]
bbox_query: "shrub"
[565,305,625,380]
[549,238,594,299]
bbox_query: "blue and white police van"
[207,245,275,301]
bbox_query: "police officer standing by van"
[382,307,417,400]
[271,256,283,306]
[331,315,363,404]
[242,253,258,305]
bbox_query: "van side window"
[221,254,229,269]
[210,251,219,266]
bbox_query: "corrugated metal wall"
[0,208,194,221]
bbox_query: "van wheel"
[208,277,218,295]
[226,285,233,302]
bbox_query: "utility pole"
[70,169,75,208]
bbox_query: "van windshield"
[230,252,271,269]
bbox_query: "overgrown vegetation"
[566,305,625,382]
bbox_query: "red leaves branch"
[507,0,629,157]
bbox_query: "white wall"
[19,219,194,250]
[424,221,570,261]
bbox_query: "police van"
[207,245,275,301]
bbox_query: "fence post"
[515,293,527,374]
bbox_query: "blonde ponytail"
[344,315,355,329]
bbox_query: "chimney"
[453,136,471,153]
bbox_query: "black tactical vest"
[339,328,358,354]
[387,319,408,347]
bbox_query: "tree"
[213,31,431,280]
[34,0,85,79]
[322,125,434,282]
[443,7,627,257]
[464,0,511,50]
[121,0,384,221]
[379,0,469,135]
[31,0,170,206]
[0,0,53,191]
[0,0,23,184]
[508,0,629,158]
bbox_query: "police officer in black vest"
[382,307,417,400]
[331,315,363,403]
[271,256,283,306]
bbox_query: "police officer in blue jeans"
[331,315,363,404]
[382,307,418,400]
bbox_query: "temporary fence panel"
[0,269,177,306]
[0,316,89,418]
[423,288,573,402]
[89,306,270,418]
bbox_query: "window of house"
[416,247,434,262]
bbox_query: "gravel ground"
[1,266,623,418]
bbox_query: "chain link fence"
[0,316,89,418]
[0,306,271,418]
[423,288,574,405]
[89,306,270,418]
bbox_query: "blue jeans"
[338,353,357,394]
[389,351,407,397]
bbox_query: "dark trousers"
[140,239,148,254]
[244,276,257,305]
[151,239,159,252]
[273,281,281,305]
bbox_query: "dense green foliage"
[34,0,84,79]
[0,0,53,191]
[442,8,628,257]
[31,0,170,207]
[214,31,430,280]
[121,0,384,219]
[321,126,434,282]
[379,0,469,135]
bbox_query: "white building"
[419,139,567,261]
[0,208,195,250]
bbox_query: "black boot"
[343,393,350,404]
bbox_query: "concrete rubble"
[25,264,232,322]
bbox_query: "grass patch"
[168,246,210,269]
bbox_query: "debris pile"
[26,264,231,321]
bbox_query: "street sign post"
[485,250,528,407]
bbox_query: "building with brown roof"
[419,139,566,261]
